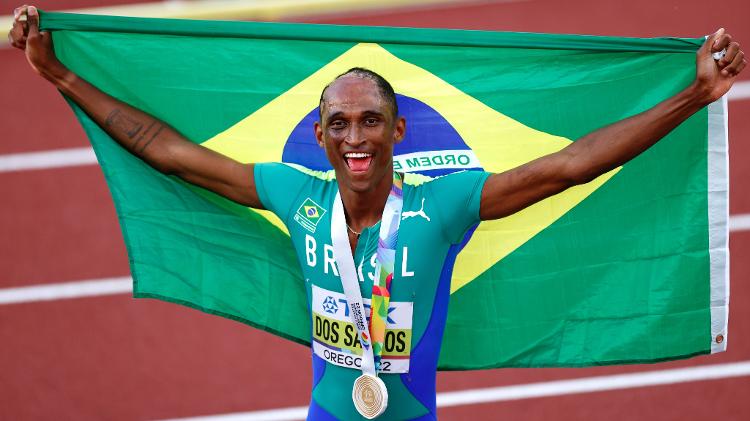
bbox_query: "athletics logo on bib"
[311,285,413,373]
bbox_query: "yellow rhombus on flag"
[202,43,619,293]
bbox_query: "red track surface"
[1,1,749,420]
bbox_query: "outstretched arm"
[9,6,264,209]
[479,29,745,221]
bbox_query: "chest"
[299,219,429,302]
[290,185,452,345]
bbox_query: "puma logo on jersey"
[402,198,430,222]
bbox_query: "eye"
[330,120,347,130]
[364,117,379,126]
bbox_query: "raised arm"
[479,29,745,220]
[9,6,264,209]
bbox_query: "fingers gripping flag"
[41,11,729,369]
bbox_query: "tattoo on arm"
[131,121,155,150]
[137,124,164,153]
[104,109,164,154]
[104,109,143,140]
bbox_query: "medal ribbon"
[369,173,403,371]
[331,172,403,376]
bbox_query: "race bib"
[311,285,413,373]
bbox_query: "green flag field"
[39,10,729,370]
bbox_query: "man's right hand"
[9,5,69,81]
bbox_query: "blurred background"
[1,0,748,420]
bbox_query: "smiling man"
[9,4,746,420]
[259,68,493,419]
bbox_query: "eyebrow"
[325,111,344,123]
[325,109,386,124]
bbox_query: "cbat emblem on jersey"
[402,198,431,222]
[294,198,327,233]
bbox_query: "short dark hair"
[318,67,399,119]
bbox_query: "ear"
[393,116,406,144]
[314,121,325,148]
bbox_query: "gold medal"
[352,373,388,419]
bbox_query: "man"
[9,4,746,420]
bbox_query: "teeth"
[344,152,372,158]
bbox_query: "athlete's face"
[315,76,405,193]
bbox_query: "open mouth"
[344,152,373,173]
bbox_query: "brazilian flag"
[41,11,729,369]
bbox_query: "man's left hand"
[695,28,745,103]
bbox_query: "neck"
[339,166,394,232]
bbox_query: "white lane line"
[729,80,750,101]
[435,361,750,407]
[0,147,96,173]
[729,213,750,231]
[0,276,131,305]
[162,361,750,421]
[164,407,308,421]
[1,213,749,305]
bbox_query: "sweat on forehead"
[318,67,399,118]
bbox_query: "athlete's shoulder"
[254,163,337,221]
[403,171,434,187]
[403,170,489,189]
[257,162,336,182]
[402,170,489,243]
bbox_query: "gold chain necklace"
[346,223,362,238]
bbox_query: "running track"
[1,0,749,419]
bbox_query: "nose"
[344,125,365,146]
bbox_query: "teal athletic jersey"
[255,163,489,420]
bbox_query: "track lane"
[729,101,750,213]
[437,375,750,421]
[0,49,89,155]
[300,0,750,47]
[0,295,312,420]
[0,165,129,288]
[1,0,749,420]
